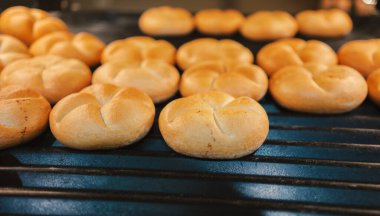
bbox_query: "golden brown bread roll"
[0,6,68,45]
[101,36,176,65]
[0,55,91,103]
[0,34,31,70]
[92,60,180,103]
[177,38,254,70]
[195,9,244,35]
[367,68,380,106]
[240,11,298,41]
[159,91,269,159]
[180,60,268,101]
[50,84,155,150]
[269,64,367,114]
[257,38,338,76]
[295,9,352,37]
[0,85,51,150]
[30,31,105,66]
[139,6,194,36]
[338,39,380,77]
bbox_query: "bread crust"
[0,34,31,70]
[367,68,380,106]
[195,9,244,35]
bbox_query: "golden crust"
[159,91,269,159]
[195,9,244,35]
[50,84,155,150]
[367,68,380,106]
[0,34,31,70]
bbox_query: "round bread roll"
[195,9,244,35]
[0,6,68,45]
[269,64,367,114]
[338,39,380,77]
[50,84,155,150]
[180,60,268,101]
[30,31,105,66]
[257,38,337,76]
[0,55,92,103]
[0,34,31,70]
[92,60,180,103]
[0,85,51,150]
[295,9,352,37]
[101,36,176,65]
[240,11,298,41]
[159,91,269,159]
[367,68,380,106]
[177,38,254,70]
[139,6,194,36]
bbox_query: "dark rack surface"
[1,12,380,215]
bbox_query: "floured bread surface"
[50,84,155,150]
[159,91,269,159]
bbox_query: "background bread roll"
[367,68,380,106]
[0,6,68,45]
[50,84,155,150]
[0,86,51,150]
[30,31,105,66]
[296,9,352,37]
[240,11,298,41]
[102,36,176,65]
[195,9,244,35]
[177,38,254,70]
[159,91,269,159]
[139,6,194,36]
[269,64,367,113]
[338,39,380,77]
[0,34,31,70]
[180,60,268,101]
[93,60,180,103]
[0,55,91,103]
[257,38,337,76]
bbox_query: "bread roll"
[139,6,194,36]
[0,85,51,150]
[159,91,269,159]
[195,9,244,35]
[296,9,352,37]
[0,6,68,45]
[338,39,380,77]
[367,68,380,106]
[102,36,176,65]
[240,11,298,41]
[177,38,253,70]
[180,60,268,101]
[50,84,155,150]
[0,34,31,70]
[0,55,91,103]
[93,60,180,103]
[30,31,105,66]
[269,64,367,114]
[257,38,337,76]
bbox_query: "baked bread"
[367,68,380,106]
[295,9,352,37]
[159,91,269,159]
[0,55,91,103]
[269,64,367,114]
[0,6,68,45]
[50,84,155,150]
[257,38,337,76]
[101,36,176,65]
[195,9,244,35]
[180,60,268,101]
[30,31,105,66]
[0,34,31,70]
[177,38,254,70]
[139,6,194,36]
[338,39,380,77]
[240,11,298,41]
[92,60,180,103]
[0,85,51,150]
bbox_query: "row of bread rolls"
[138,6,353,39]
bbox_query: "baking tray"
[0,11,380,215]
